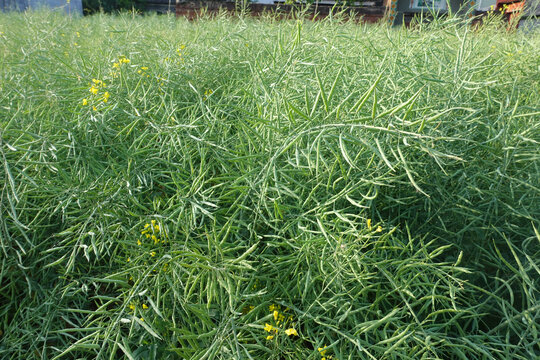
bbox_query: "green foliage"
[82,0,146,14]
[0,10,539,360]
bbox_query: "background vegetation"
[82,0,147,15]
[0,10,538,359]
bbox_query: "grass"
[0,8,539,360]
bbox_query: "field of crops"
[0,10,539,359]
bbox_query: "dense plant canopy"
[0,10,538,359]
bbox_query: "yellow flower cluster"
[270,304,294,324]
[252,278,261,290]
[285,328,298,336]
[203,89,213,100]
[111,56,130,78]
[113,55,130,68]
[139,219,168,258]
[90,78,105,90]
[367,218,383,233]
[241,304,255,315]
[264,304,298,340]
[264,323,277,340]
[125,220,170,282]
[140,219,166,246]
[488,4,509,13]
[128,303,149,312]
[176,44,186,57]
[156,76,166,88]
[138,66,150,78]
[318,345,333,360]
[173,44,187,64]
[83,79,110,110]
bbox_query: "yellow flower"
[273,310,278,321]
[150,251,156,257]
[113,62,119,68]
[318,346,328,356]
[142,304,148,309]
[367,218,372,229]
[76,31,80,37]
[141,66,148,70]
[90,86,98,95]
[285,328,298,336]
[103,91,110,103]
[151,235,158,244]
[127,257,130,262]
[264,323,274,332]
[266,335,274,340]
[376,226,383,232]
[92,106,97,111]
[137,239,142,246]
[269,304,276,312]
[82,98,88,106]
[129,304,135,311]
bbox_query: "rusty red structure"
[173,0,539,28]
[175,1,387,22]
